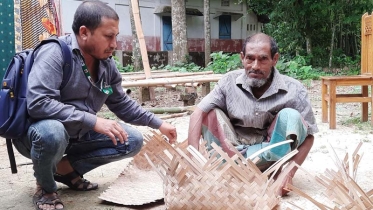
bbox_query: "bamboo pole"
[159,112,189,120]
[121,70,169,75]
[122,71,215,81]
[145,106,195,114]
[121,75,222,87]
[130,0,151,79]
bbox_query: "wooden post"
[179,87,197,106]
[140,87,151,102]
[201,82,211,96]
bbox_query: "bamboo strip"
[247,140,294,160]
[286,184,331,210]
[263,149,299,177]
[288,143,373,209]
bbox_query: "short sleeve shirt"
[198,68,318,144]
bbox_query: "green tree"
[243,0,373,68]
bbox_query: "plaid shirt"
[198,68,318,145]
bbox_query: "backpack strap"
[34,38,73,89]
[58,39,73,89]
[6,139,17,174]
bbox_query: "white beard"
[245,67,273,88]
[247,77,268,88]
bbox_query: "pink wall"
[117,35,161,52]
[188,38,243,52]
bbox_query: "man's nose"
[251,59,260,69]
[110,38,117,49]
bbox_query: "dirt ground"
[1,80,373,209]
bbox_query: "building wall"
[60,0,261,53]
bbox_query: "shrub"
[205,51,242,74]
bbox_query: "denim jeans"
[12,119,143,193]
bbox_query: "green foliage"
[276,56,329,80]
[246,0,373,69]
[122,64,134,72]
[113,56,134,73]
[205,51,242,74]
[156,52,242,74]
[162,62,204,72]
[333,54,360,75]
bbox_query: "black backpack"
[0,37,72,173]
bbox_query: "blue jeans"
[12,119,143,193]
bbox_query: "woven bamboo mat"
[98,164,163,205]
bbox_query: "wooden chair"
[321,12,373,129]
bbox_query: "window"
[221,0,229,7]
[247,24,257,32]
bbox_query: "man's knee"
[129,129,143,155]
[277,108,302,120]
[119,123,143,156]
[28,120,69,153]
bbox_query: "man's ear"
[240,52,244,61]
[272,53,280,65]
[79,26,89,40]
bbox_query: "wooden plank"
[362,85,369,121]
[335,97,372,103]
[361,13,368,74]
[371,85,373,127]
[330,81,337,129]
[321,75,373,80]
[335,94,364,97]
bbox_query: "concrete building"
[60,0,264,54]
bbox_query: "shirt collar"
[70,33,80,51]
[235,68,289,98]
[69,33,83,56]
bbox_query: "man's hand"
[159,122,177,144]
[93,117,128,145]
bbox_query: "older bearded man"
[188,33,318,196]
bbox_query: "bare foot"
[33,184,64,210]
